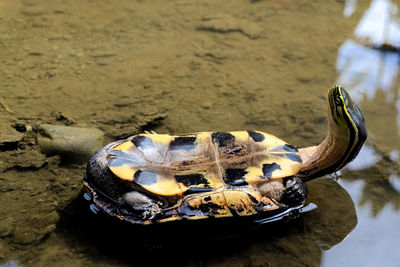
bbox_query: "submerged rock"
[37,124,104,162]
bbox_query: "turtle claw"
[144,130,158,135]
[141,211,150,219]
[118,191,163,220]
[142,205,162,220]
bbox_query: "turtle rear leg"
[119,191,163,220]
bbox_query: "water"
[0,0,399,266]
[324,0,400,265]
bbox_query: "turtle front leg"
[257,179,285,201]
[119,191,163,220]
[280,177,307,206]
[257,177,307,206]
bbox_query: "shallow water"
[0,0,399,266]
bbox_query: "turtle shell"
[106,130,302,197]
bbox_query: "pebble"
[52,111,75,126]
[37,124,104,161]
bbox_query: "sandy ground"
[0,0,368,265]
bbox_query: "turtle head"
[327,86,367,152]
[298,86,367,180]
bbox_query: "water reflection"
[346,145,381,171]
[338,0,400,119]
[344,0,358,17]
[346,144,400,214]
[355,0,400,48]
[323,180,400,266]
[323,0,400,265]
[337,0,400,205]
[337,40,399,103]
[346,155,400,216]
[337,0,400,184]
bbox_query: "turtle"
[84,86,367,225]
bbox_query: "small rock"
[37,124,104,162]
[12,122,33,132]
[52,111,74,126]
[201,102,212,109]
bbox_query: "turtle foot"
[281,177,307,206]
[118,191,163,220]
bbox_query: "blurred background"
[0,0,399,266]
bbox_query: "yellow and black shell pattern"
[108,131,302,196]
[103,130,302,223]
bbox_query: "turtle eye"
[334,97,343,106]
